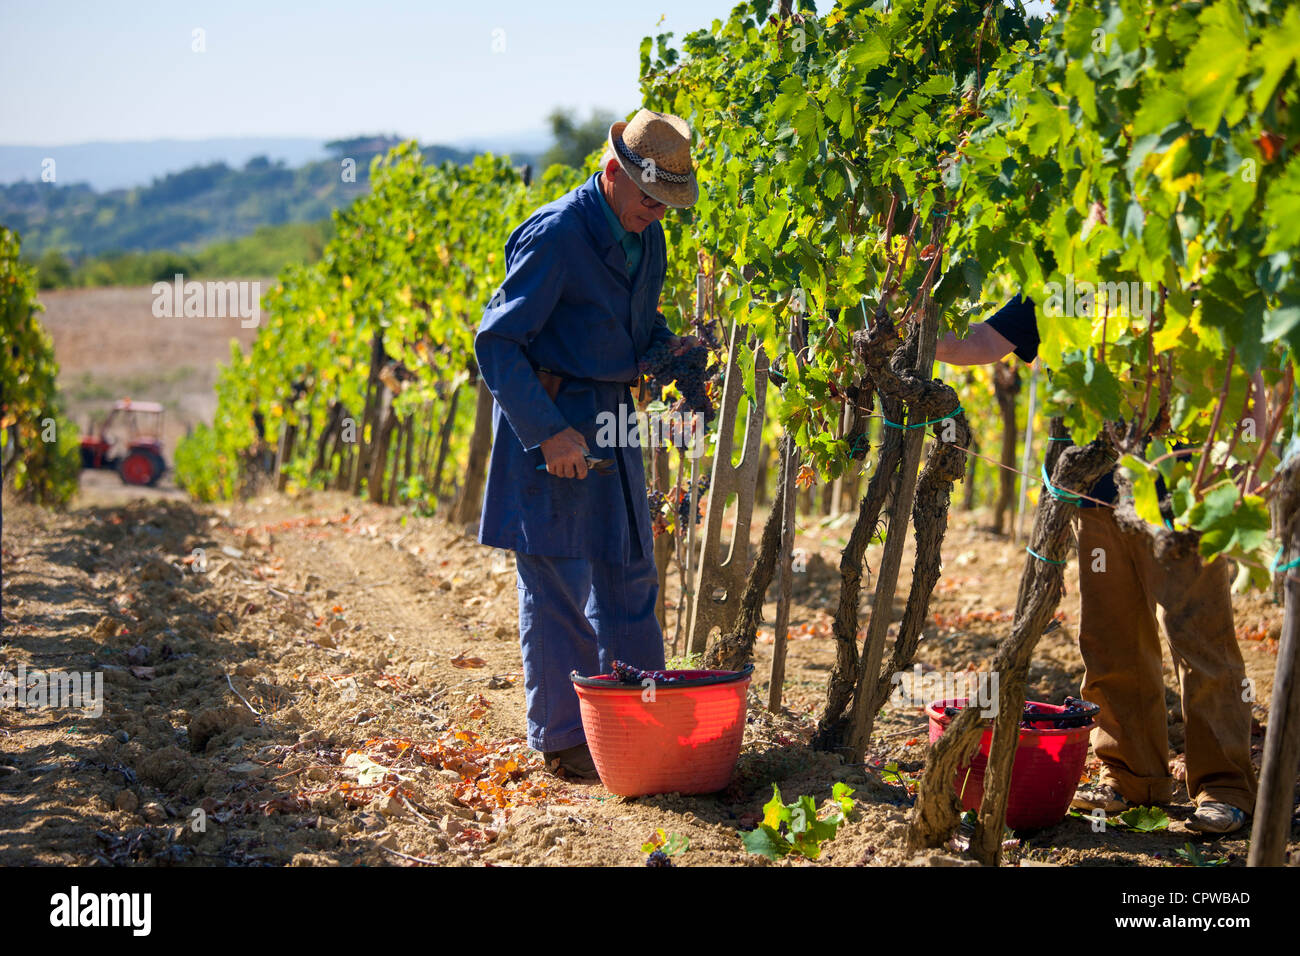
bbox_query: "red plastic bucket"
[926,697,1096,830]
[572,667,752,797]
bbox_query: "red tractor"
[79,399,167,486]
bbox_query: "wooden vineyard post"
[351,330,385,495]
[674,268,709,654]
[1250,455,1300,866]
[991,361,1019,535]
[403,416,415,482]
[431,380,462,501]
[312,401,344,476]
[767,434,798,711]
[653,442,672,633]
[685,316,768,655]
[454,370,495,529]
[333,410,354,491]
[768,313,808,711]
[827,402,847,516]
[679,451,702,654]
[417,400,434,479]
[385,415,412,505]
[963,431,978,510]
[274,420,297,492]
[367,384,397,504]
[1013,362,1038,545]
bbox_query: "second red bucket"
[926,697,1098,830]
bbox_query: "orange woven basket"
[571,667,752,797]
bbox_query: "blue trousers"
[514,550,665,752]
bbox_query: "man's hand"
[540,427,590,479]
[668,334,700,355]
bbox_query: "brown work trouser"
[1075,508,1257,813]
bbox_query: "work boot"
[1188,801,1248,835]
[542,743,599,779]
[1070,783,1130,813]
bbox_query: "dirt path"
[1,489,1289,866]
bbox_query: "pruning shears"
[536,453,615,475]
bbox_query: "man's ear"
[603,156,622,181]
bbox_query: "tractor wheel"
[144,451,166,485]
[119,450,164,486]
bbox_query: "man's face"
[605,158,668,234]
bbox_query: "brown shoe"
[542,743,599,779]
[1070,783,1130,813]
[1188,802,1248,834]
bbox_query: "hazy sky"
[1,0,1055,147]
[1,0,728,146]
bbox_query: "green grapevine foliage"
[178,150,587,499]
[641,0,1298,570]
[180,0,1299,580]
[0,227,79,505]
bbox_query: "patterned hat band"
[615,136,691,185]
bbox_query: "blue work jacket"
[473,172,673,564]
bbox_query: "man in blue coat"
[473,109,699,777]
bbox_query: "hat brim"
[607,121,698,209]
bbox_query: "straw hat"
[608,109,698,209]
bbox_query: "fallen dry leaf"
[451,652,487,669]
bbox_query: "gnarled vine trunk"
[991,361,1019,534]
[1250,453,1300,866]
[908,423,1116,861]
[814,290,969,762]
[701,434,788,672]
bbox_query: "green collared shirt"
[596,173,642,278]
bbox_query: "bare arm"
[934,322,1018,366]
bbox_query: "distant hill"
[0,137,536,261]
[0,138,331,192]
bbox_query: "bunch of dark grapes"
[646,488,670,539]
[1020,696,1096,729]
[610,660,683,684]
[944,697,1097,730]
[676,474,710,526]
[645,849,673,867]
[638,340,717,429]
[693,317,722,351]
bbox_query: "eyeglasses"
[637,190,666,212]
[617,166,667,211]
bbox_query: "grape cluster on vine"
[647,488,670,539]
[638,340,717,428]
[693,317,722,352]
[646,476,710,538]
[677,474,710,526]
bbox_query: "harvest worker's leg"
[514,553,600,753]
[1155,553,1257,814]
[1076,508,1175,804]
[587,549,665,674]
